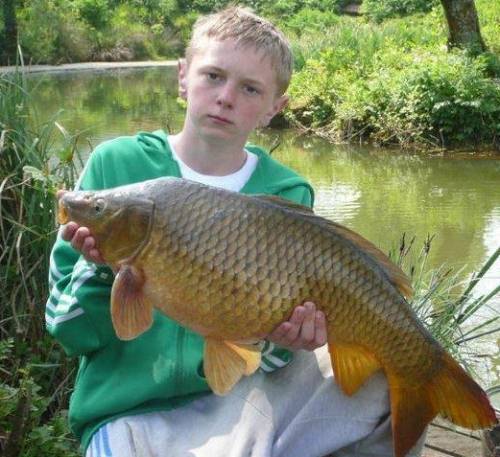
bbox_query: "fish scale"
[58,176,497,457]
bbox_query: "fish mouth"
[57,201,70,224]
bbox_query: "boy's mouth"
[208,115,233,125]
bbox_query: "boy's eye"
[206,72,220,81]
[244,85,259,95]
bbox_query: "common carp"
[58,177,497,457]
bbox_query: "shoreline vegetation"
[1,64,499,455]
[0,0,499,151]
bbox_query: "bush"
[288,40,500,148]
[284,9,339,37]
[285,2,500,150]
[261,0,343,21]
[75,0,112,29]
[363,0,439,22]
[173,11,200,44]
[18,0,92,64]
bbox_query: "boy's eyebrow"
[199,65,266,88]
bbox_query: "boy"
[47,7,424,457]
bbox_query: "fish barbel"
[58,177,497,457]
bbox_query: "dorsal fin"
[253,194,315,214]
[252,194,412,299]
[321,219,413,298]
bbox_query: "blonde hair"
[186,6,293,95]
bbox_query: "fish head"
[58,188,154,265]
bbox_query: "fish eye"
[93,199,105,213]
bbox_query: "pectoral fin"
[111,264,153,340]
[204,339,262,395]
[328,342,381,396]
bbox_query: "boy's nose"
[216,84,236,109]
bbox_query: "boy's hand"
[57,190,105,264]
[61,222,105,264]
[267,302,327,351]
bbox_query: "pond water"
[29,67,500,389]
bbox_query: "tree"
[439,0,486,54]
[2,0,18,65]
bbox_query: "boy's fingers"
[267,306,304,348]
[299,302,316,344]
[70,227,90,251]
[303,311,327,350]
[82,236,96,255]
[315,311,327,346]
[81,236,106,265]
[269,322,291,340]
[282,306,305,345]
[86,248,105,265]
[60,221,78,241]
[268,304,326,351]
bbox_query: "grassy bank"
[284,0,500,149]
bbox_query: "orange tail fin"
[389,352,498,457]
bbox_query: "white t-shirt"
[168,140,258,192]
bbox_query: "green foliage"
[363,0,439,22]
[0,69,80,456]
[283,9,339,37]
[76,0,112,30]
[287,5,500,149]
[0,361,79,457]
[16,0,183,62]
[173,10,199,44]
[261,0,343,21]
[18,0,93,63]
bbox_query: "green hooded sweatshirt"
[45,130,315,452]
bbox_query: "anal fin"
[204,339,261,395]
[111,264,153,340]
[328,342,381,396]
[388,377,434,457]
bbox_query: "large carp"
[58,177,497,457]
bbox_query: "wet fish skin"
[58,177,497,457]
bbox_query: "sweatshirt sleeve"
[259,183,314,372]
[45,148,116,357]
[278,184,314,208]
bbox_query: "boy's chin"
[199,126,246,143]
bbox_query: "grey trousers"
[86,346,425,457]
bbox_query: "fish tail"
[389,351,497,457]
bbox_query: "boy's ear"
[260,95,289,128]
[178,58,188,100]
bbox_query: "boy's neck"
[169,131,248,176]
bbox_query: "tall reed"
[393,234,500,379]
[0,65,81,456]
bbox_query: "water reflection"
[29,67,500,386]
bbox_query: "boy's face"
[179,39,288,146]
